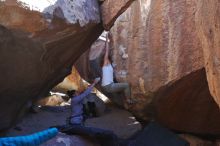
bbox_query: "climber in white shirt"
[101,32,134,104]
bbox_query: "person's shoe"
[0,128,58,146]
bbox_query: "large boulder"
[107,0,220,135]
[0,0,103,131]
[155,69,220,135]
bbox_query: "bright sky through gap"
[17,0,56,12]
[1,0,100,26]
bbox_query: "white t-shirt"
[102,64,114,86]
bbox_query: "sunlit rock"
[195,0,220,108]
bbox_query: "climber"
[101,32,135,104]
[67,77,100,125]
[55,78,119,146]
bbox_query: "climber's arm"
[103,33,111,66]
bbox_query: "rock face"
[54,67,85,92]
[0,0,103,131]
[195,0,220,108]
[107,0,220,135]
[111,0,203,100]
[101,0,136,30]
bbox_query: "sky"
[17,0,56,12]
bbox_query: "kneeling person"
[61,78,119,146]
[67,78,100,125]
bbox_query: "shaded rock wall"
[0,0,103,131]
[75,39,105,82]
[75,50,91,82]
